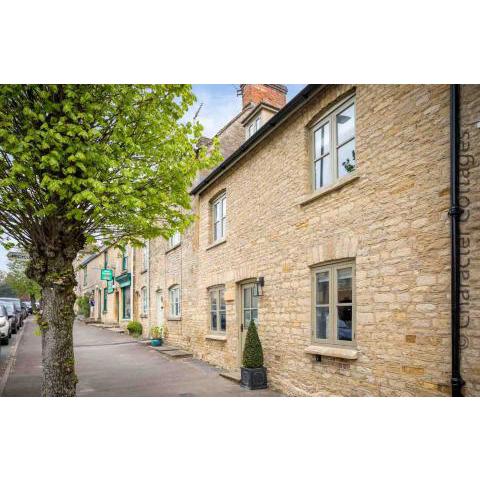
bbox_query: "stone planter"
[240,366,267,390]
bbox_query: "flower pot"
[151,338,163,347]
[240,366,267,390]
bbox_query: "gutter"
[190,84,327,196]
[449,84,465,397]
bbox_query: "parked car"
[24,301,33,314]
[0,301,19,335]
[0,297,25,327]
[0,304,12,345]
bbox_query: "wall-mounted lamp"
[253,276,264,297]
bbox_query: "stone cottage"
[76,84,480,397]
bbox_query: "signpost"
[101,269,113,281]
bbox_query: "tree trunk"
[37,257,78,397]
[30,293,37,313]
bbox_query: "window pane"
[314,122,330,159]
[219,289,225,310]
[316,306,329,339]
[215,221,221,241]
[337,267,352,303]
[243,288,251,308]
[221,197,226,218]
[316,271,329,305]
[222,218,226,238]
[210,291,217,311]
[337,306,353,341]
[220,311,226,331]
[243,309,251,326]
[337,138,356,177]
[252,292,258,309]
[315,155,332,189]
[211,311,217,330]
[336,103,355,145]
[251,308,258,324]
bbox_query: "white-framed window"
[209,286,226,333]
[312,96,356,190]
[246,115,262,139]
[168,231,181,249]
[141,286,148,315]
[83,267,87,286]
[169,285,181,318]
[212,193,226,242]
[142,245,148,271]
[312,261,355,345]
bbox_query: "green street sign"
[101,269,113,281]
[107,279,114,294]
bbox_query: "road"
[0,316,277,397]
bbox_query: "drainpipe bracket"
[448,205,464,217]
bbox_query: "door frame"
[156,289,164,327]
[237,279,258,367]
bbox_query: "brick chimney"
[240,84,287,110]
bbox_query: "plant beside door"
[150,325,165,346]
[240,319,267,390]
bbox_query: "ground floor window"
[122,286,131,319]
[312,261,355,344]
[103,287,108,313]
[169,285,180,318]
[209,286,226,333]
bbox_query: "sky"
[0,84,306,273]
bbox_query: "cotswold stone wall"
[142,84,478,396]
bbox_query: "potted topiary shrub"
[150,325,164,347]
[241,319,267,390]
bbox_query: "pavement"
[0,316,278,397]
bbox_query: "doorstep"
[148,344,193,359]
[219,368,241,383]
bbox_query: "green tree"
[0,85,220,396]
[5,252,41,307]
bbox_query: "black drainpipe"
[449,84,465,397]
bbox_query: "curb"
[0,317,28,396]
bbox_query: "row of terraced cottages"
[75,84,480,396]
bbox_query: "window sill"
[167,316,182,322]
[299,172,360,207]
[305,344,358,360]
[205,334,227,342]
[165,243,181,254]
[206,238,226,251]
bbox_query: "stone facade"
[75,84,480,397]
[75,245,134,328]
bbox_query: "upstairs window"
[122,250,128,271]
[212,193,226,242]
[313,96,356,190]
[142,245,148,271]
[141,287,148,315]
[168,231,181,249]
[247,115,262,139]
